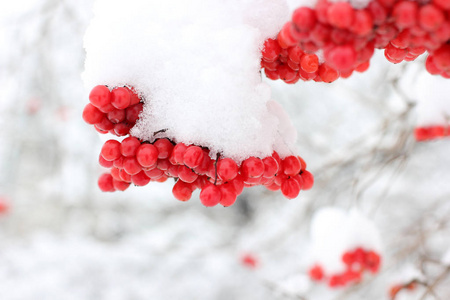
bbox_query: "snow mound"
[310,207,383,274]
[83,0,294,162]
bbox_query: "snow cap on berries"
[310,207,383,274]
[83,0,295,163]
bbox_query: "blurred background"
[1,1,450,299]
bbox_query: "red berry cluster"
[262,0,450,83]
[309,247,381,288]
[414,125,450,141]
[82,85,144,136]
[98,136,314,206]
[84,85,314,206]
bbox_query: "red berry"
[107,109,126,123]
[433,0,450,10]
[113,179,130,191]
[99,154,114,168]
[217,158,239,181]
[131,171,151,186]
[262,156,279,178]
[241,254,259,268]
[288,46,303,63]
[230,175,245,195]
[241,157,265,178]
[281,178,301,199]
[156,159,170,170]
[327,2,355,29]
[82,103,103,125]
[154,139,174,159]
[392,1,419,29]
[123,156,142,175]
[419,4,445,32]
[219,184,237,207]
[89,85,111,108]
[300,170,314,190]
[183,146,204,168]
[172,180,193,201]
[144,168,164,179]
[433,44,450,72]
[114,123,131,136]
[125,103,143,123]
[309,265,324,281]
[278,64,297,82]
[110,167,121,181]
[262,39,281,62]
[98,173,115,192]
[95,116,115,131]
[170,143,188,165]
[365,251,381,273]
[101,140,121,161]
[178,165,199,183]
[120,137,141,157]
[292,7,317,32]
[319,64,339,83]
[119,169,132,182]
[283,156,301,176]
[200,184,221,207]
[351,10,373,36]
[325,45,357,71]
[300,54,319,73]
[136,144,159,168]
[111,87,131,109]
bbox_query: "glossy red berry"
[183,146,204,168]
[113,179,130,191]
[172,180,193,201]
[200,184,221,207]
[217,158,239,181]
[125,103,143,123]
[283,156,301,176]
[219,184,237,207]
[241,157,264,178]
[131,171,151,186]
[111,87,131,109]
[327,2,355,29]
[301,170,314,190]
[136,144,159,168]
[120,137,141,157]
[123,156,142,175]
[178,165,198,183]
[292,7,316,32]
[154,139,174,159]
[281,178,301,199]
[82,103,103,124]
[98,173,115,192]
[89,85,111,108]
[101,140,122,161]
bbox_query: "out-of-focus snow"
[83,0,292,162]
[414,71,450,127]
[310,207,383,273]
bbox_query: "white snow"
[83,0,293,162]
[414,71,450,127]
[309,207,383,274]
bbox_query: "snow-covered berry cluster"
[84,86,314,206]
[262,0,450,83]
[309,247,381,288]
[414,125,450,141]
